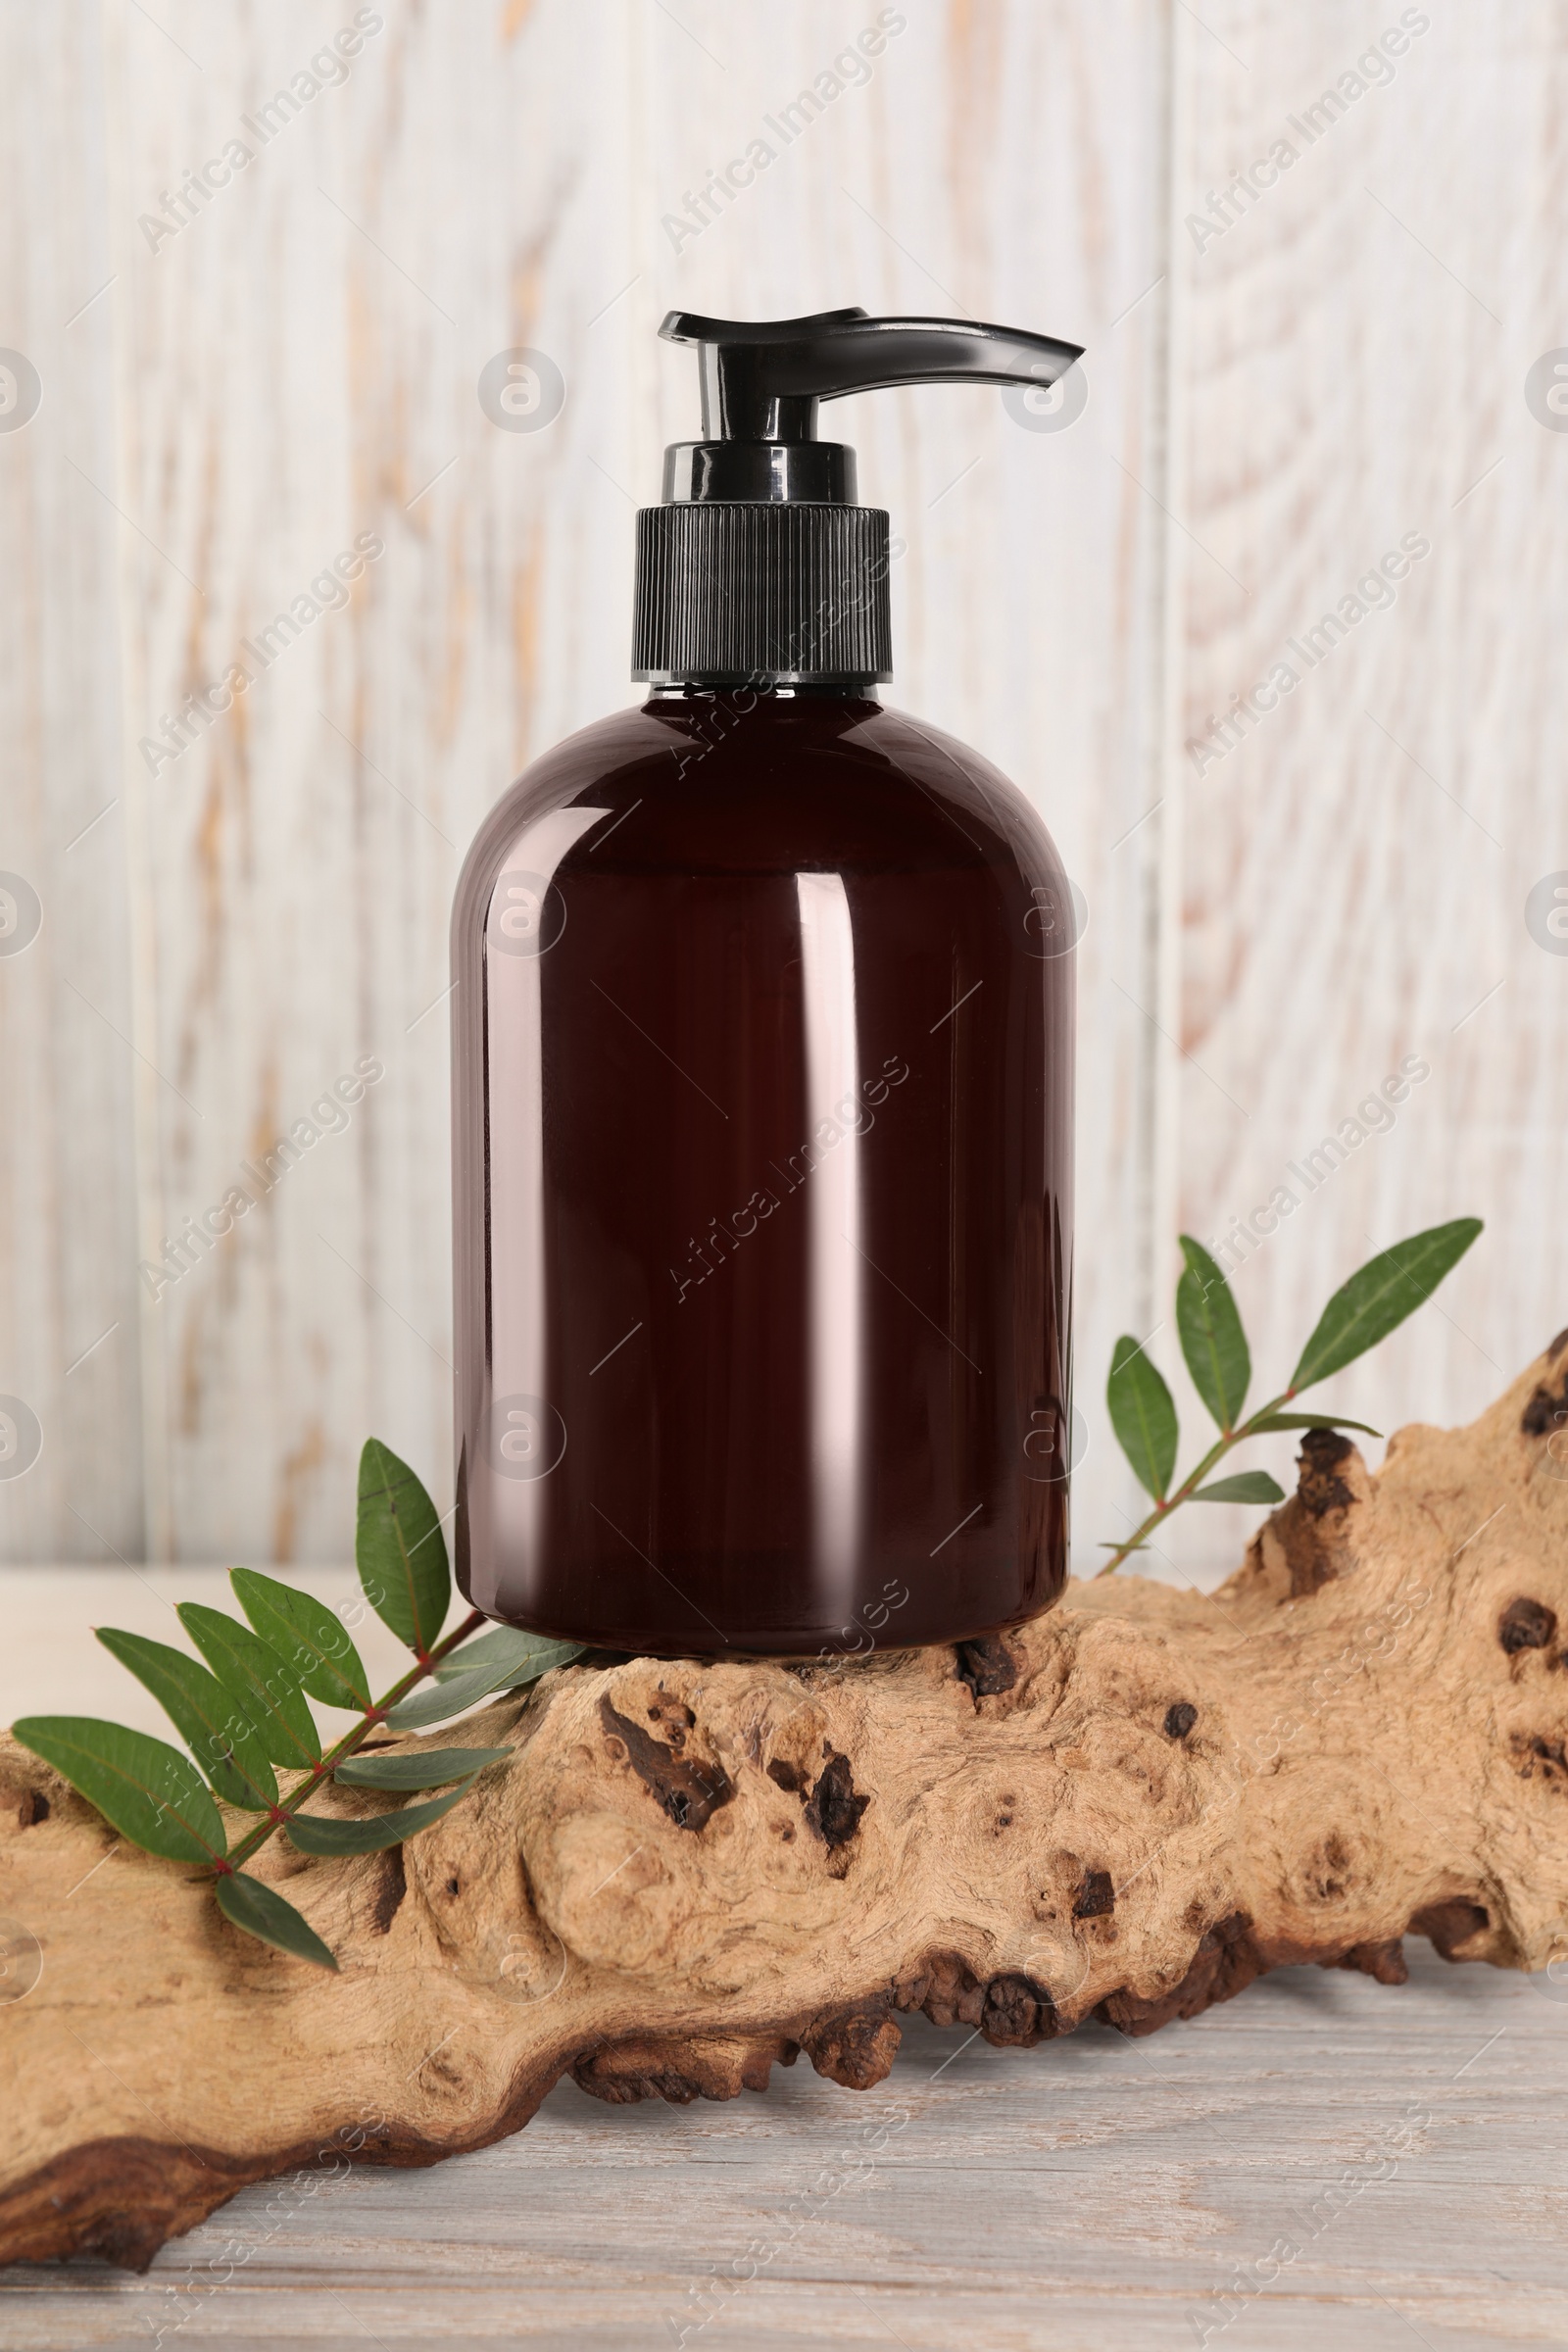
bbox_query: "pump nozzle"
[658,306,1084,502]
[633,304,1084,686]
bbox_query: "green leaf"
[384,1634,581,1731]
[230,1568,371,1712]
[215,1869,338,1970]
[13,1717,226,1864]
[432,1626,582,1686]
[1192,1471,1286,1505]
[334,1744,510,1790]
[357,1438,450,1657]
[94,1629,278,1812]
[1249,1412,1384,1439]
[1106,1335,1179,1500]
[1291,1218,1483,1392]
[1176,1236,1250,1431]
[285,1776,478,1856]
[176,1603,321,1769]
[382,1666,514,1732]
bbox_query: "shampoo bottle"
[452,307,1083,1656]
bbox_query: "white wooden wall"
[1,0,1562,1574]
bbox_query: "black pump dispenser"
[631,306,1083,687]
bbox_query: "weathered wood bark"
[5,1342,1568,2273]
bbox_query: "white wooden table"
[2,1572,1565,2351]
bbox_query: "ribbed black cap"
[632,504,892,686]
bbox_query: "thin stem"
[220,1607,485,1874]
[1096,1392,1295,1577]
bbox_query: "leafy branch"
[1098,1217,1482,1575]
[14,1439,581,1969]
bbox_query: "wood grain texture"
[2,1,1563,1592]
[0,4,146,1565]
[1155,0,1568,1568]
[0,1963,1562,2350]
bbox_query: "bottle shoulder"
[845,703,1063,875]
[455,696,1066,926]
[452,703,672,939]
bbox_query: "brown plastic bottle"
[451,308,1083,1657]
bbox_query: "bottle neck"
[645,681,878,705]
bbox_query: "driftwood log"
[5,1342,1568,2273]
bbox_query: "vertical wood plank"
[106,0,648,1559]
[1156,0,1568,1566]
[0,2,146,1564]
